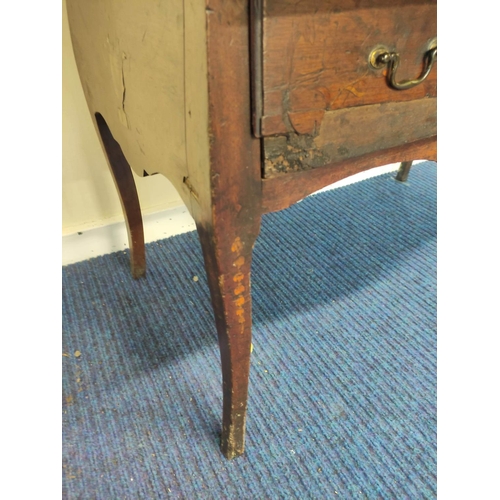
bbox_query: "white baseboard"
[62,206,196,266]
[62,161,422,265]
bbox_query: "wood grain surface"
[257,0,437,137]
[263,98,436,176]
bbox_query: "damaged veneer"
[263,98,436,177]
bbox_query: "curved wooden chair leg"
[94,113,146,279]
[197,223,257,459]
[396,160,413,182]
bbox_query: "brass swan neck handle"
[370,44,437,91]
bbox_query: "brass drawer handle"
[369,43,437,90]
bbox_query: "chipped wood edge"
[261,137,437,213]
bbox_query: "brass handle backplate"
[369,41,437,90]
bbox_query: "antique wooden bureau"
[66,0,436,459]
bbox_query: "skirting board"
[62,161,423,265]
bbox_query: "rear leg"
[94,113,145,278]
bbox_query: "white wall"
[62,0,185,236]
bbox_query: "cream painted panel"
[62,0,187,235]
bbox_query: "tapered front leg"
[95,113,146,279]
[197,224,257,459]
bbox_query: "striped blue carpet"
[62,161,437,499]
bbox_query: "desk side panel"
[66,0,191,206]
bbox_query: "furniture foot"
[94,113,146,279]
[197,223,257,459]
[396,160,413,182]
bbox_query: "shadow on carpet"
[62,161,436,499]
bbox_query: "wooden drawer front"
[253,0,437,177]
[256,0,437,138]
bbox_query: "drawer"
[251,0,437,177]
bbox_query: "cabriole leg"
[95,113,146,279]
[197,223,258,459]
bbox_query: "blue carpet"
[62,161,436,499]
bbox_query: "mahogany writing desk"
[67,0,436,459]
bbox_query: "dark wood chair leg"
[197,223,258,459]
[396,160,413,182]
[94,113,146,279]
